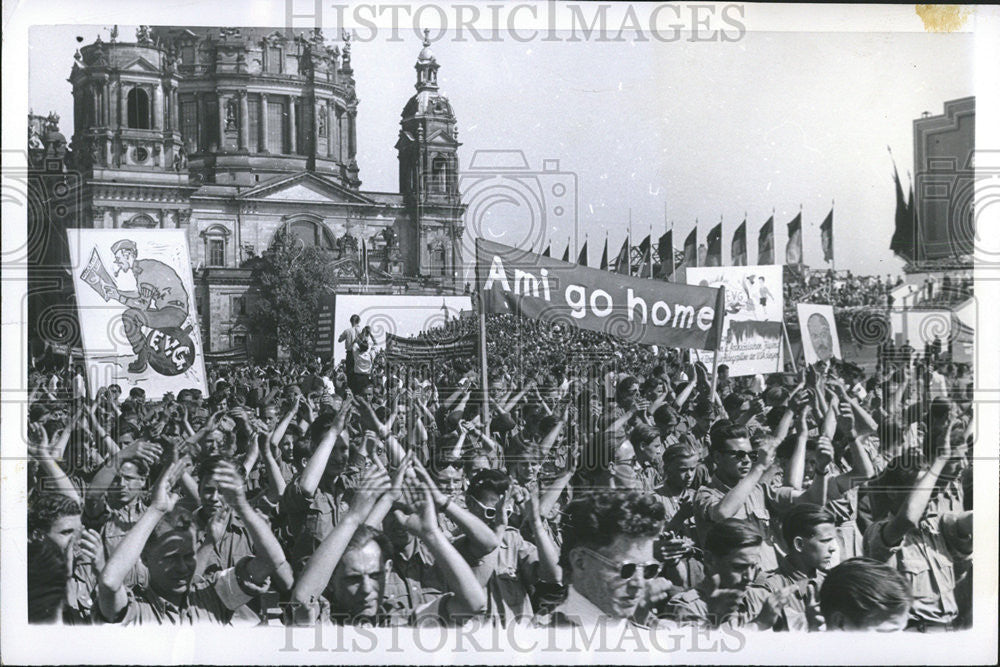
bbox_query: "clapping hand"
[151,460,188,513]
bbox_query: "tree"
[249,227,335,361]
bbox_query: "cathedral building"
[31,25,465,356]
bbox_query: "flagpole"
[781,320,798,373]
[830,199,836,274]
[628,209,633,277]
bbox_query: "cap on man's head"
[111,239,138,255]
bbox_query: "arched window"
[431,156,450,194]
[127,88,151,129]
[123,214,157,228]
[201,224,231,267]
[284,218,335,251]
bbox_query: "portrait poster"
[797,302,842,365]
[66,228,207,399]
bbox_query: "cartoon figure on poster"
[81,238,195,375]
[70,228,207,402]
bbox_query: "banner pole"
[782,319,798,373]
[479,306,490,429]
[708,286,724,398]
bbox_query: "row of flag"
[542,208,834,278]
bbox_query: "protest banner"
[66,229,207,399]
[687,265,784,376]
[797,303,842,364]
[331,294,474,365]
[476,239,725,351]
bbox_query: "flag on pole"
[577,240,589,267]
[889,150,916,261]
[657,230,673,280]
[820,208,834,263]
[542,244,551,258]
[561,243,570,263]
[614,236,630,275]
[599,237,609,271]
[758,215,775,264]
[683,228,697,268]
[785,212,803,265]
[731,218,747,266]
[706,222,722,267]
[698,243,708,267]
[636,246,652,278]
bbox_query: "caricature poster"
[66,229,207,398]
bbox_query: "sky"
[29,21,975,278]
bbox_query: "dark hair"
[709,420,749,452]
[615,375,639,399]
[703,519,763,558]
[467,469,510,501]
[662,441,701,468]
[819,557,912,626]
[781,503,836,549]
[27,538,68,623]
[28,493,82,536]
[197,455,234,484]
[308,412,338,449]
[340,525,393,568]
[629,423,660,449]
[559,490,665,572]
[652,404,678,428]
[350,314,361,325]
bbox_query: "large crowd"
[26,310,974,633]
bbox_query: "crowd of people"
[26,309,974,634]
[782,268,897,318]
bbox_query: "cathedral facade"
[32,25,465,356]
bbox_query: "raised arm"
[881,426,953,546]
[708,440,776,523]
[28,422,83,505]
[413,460,499,559]
[290,466,390,624]
[212,460,294,592]
[97,460,186,621]
[297,401,351,497]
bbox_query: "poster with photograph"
[797,303,842,364]
[688,265,784,376]
[66,228,207,399]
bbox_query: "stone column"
[101,80,110,126]
[288,96,297,154]
[217,93,227,150]
[347,109,356,159]
[327,102,334,157]
[238,91,249,150]
[260,94,269,152]
[152,84,162,130]
[118,82,127,129]
[193,92,201,150]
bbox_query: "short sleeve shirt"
[281,474,356,570]
[454,527,539,625]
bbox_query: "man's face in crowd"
[198,476,227,516]
[572,535,653,620]
[44,513,83,554]
[262,404,279,429]
[330,540,386,618]
[111,461,146,506]
[637,437,665,473]
[794,523,839,572]
[610,440,639,489]
[713,437,753,485]
[433,465,464,499]
[712,545,761,589]
[464,455,490,481]
[467,489,507,530]
[665,455,699,490]
[203,429,227,456]
[361,384,374,403]
[144,529,198,598]
[279,434,297,463]
[322,437,351,482]
[618,382,640,410]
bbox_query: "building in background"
[29,25,465,357]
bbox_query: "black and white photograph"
[2,1,997,664]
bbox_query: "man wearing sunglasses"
[455,470,562,625]
[693,422,810,571]
[535,490,667,628]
